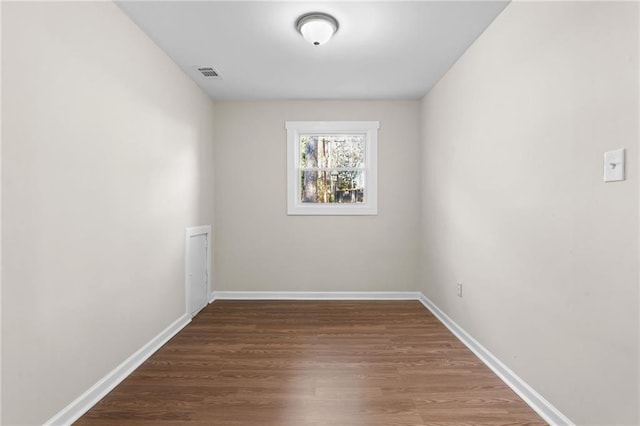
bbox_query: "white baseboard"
[44,314,191,426]
[417,293,573,426]
[211,291,421,300]
[208,291,216,303]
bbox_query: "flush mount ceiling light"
[295,12,339,46]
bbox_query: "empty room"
[1,1,638,425]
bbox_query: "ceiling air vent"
[195,66,222,79]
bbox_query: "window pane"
[300,170,365,204]
[300,135,365,168]
[328,136,365,168]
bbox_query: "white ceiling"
[117,1,509,100]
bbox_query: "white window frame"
[286,121,379,215]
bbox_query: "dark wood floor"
[76,300,546,425]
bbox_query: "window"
[286,121,379,215]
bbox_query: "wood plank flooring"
[75,300,546,425]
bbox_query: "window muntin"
[286,121,378,215]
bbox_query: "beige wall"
[1,2,214,424]
[213,101,420,292]
[420,2,639,424]
[0,1,3,421]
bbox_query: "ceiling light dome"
[296,12,339,46]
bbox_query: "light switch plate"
[604,148,625,182]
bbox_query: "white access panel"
[186,226,211,318]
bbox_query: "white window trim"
[286,121,379,215]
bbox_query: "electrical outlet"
[457,282,463,297]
